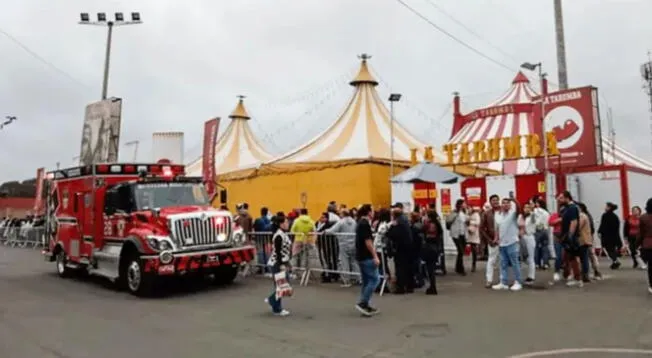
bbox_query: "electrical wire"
[395,0,516,73]
[0,27,92,90]
[423,0,521,65]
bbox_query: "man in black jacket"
[387,207,414,294]
[599,202,622,269]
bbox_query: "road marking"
[507,348,652,357]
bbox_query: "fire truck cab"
[41,162,255,296]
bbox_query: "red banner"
[441,188,451,215]
[533,86,602,169]
[33,167,45,214]
[202,118,220,196]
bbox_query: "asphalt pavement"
[1,246,652,358]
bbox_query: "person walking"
[421,210,442,295]
[467,206,481,273]
[558,192,583,287]
[446,199,468,276]
[577,203,599,283]
[624,206,646,270]
[481,196,502,288]
[518,203,537,284]
[354,204,380,316]
[492,195,522,291]
[533,199,551,270]
[598,202,622,269]
[265,212,293,316]
[636,198,652,294]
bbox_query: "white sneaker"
[648,287,652,294]
[566,279,583,287]
[341,283,352,288]
[510,282,523,291]
[641,265,648,270]
[553,273,561,282]
[274,309,290,317]
[492,283,509,290]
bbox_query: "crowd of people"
[235,193,652,318]
[0,215,44,239]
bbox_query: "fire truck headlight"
[146,236,175,251]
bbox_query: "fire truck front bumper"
[141,245,256,276]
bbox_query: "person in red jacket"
[624,206,646,270]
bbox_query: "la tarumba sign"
[442,132,560,165]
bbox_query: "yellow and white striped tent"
[186,97,272,176]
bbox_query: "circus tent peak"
[185,96,272,176]
[229,95,251,120]
[511,71,530,84]
[267,54,431,165]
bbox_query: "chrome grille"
[170,213,231,247]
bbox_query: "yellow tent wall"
[219,162,403,218]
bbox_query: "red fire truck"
[41,162,255,296]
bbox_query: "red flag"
[202,118,220,196]
[33,167,45,214]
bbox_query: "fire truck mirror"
[219,189,227,205]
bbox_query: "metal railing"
[248,231,390,295]
[0,226,45,248]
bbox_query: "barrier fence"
[1,226,439,296]
[248,231,390,295]
[0,226,45,248]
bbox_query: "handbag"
[274,271,293,300]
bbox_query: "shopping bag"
[274,271,293,300]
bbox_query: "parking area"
[1,246,652,358]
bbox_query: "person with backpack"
[421,210,442,295]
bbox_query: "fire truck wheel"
[212,266,239,286]
[124,256,154,296]
[55,249,71,278]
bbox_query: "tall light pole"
[640,53,652,152]
[521,62,549,199]
[553,0,569,90]
[124,140,140,161]
[79,12,142,100]
[388,93,402,179]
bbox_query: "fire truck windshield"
[133,182,208,209]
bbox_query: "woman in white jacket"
[467,207,481,273]
[518,203,538,283]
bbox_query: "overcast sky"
[1,0,651,182]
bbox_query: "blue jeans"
[499,242,522,285]
[554,241,563,272]
[358,259,380,306]
[267,266,288,313]
[534,230,550,267]
[579,245,590,277]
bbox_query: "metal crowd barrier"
[0,226,45,248]
[248,231,389,296]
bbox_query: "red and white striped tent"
[447,72,538,174]
[446,73,652,173]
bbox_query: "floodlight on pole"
[521,61,551,203]
[388,93,402,179]
[78,11,143,100]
